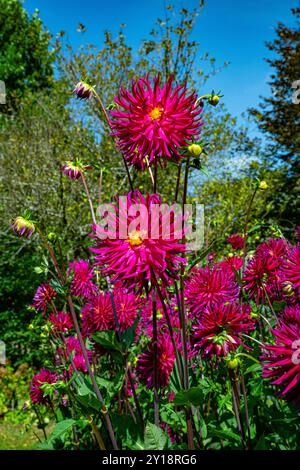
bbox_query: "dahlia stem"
[242,186,258,265]
[240,374,251,448]
[150,272,184,386]
[107,282,145,431]
[174,164,182,202]
[152,291,160,426]
[34,405,47,441]
[228,369,246,449]
[98,169,103,205]
[127,366,145,432]
[81,173,97,225]
[90,417,106,450]
[180,156,195,449]
[67,295,118,449]
[92,89,113,128]
[37,227,65,284]
[262,285,279,322]
[154,158,158,194]
[93,88,134,192]
[60,335,106,450]
[182,157,190,206]
[145,156,155,189]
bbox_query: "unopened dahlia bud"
[259,180,268,190]
[61,160,92,180]
[226,357,240,370]
[11,216,35,238]
[208,94,220,106]
[282,281,294,296]
[188,143,203,156]
[73,81,94,100]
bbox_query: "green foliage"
[249,7,300,225]
[0,363,32,419]
[0,0,54,110]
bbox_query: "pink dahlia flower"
[137,336,175,389]
[192,303,255,359]
[218,256,243,275]
[227,233,245,250]
[243,238,289,303]
[48,311,73,333]
[92,191,186,291]
[69,259,97,299]
[136,294,180,339]
[280,244,300,297]
[282,304,300,326]
[32,283,57,313]
[30,369,58,405]
[261,321,300,403]
[186,265,239,316]
[66,336,93,374]
[82,289,141,335]
[111,75,202,169]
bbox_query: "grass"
[0,422,47,450]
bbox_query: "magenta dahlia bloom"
[48,311,73,333]
[69,259,97,299]
[257,238,289,272]
[261,321,300,403]
[283,305,300,326]
[243,238,289,303]
[227,234,245,250]
[30,369,58,405]
[11,215,35,238]
[82,289,141,335]
[192,303,255,359]
[186,265,239,316]
[111,76,202,169]
[218,256,243,275]
[32,283,57,313]
[137,336,175,388]
[66,336,93,374]
[280,244,300,297]
[92,191,186,291]
[136,294,180,339]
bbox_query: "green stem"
[152,290,160,426]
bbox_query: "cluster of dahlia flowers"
[11,74,300,449]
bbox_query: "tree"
[0,0,54,110]
[250,7,300,225]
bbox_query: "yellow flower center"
[149,106,163,120]
[128,230,144,247]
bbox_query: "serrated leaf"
[144,423,167,450]
[174,387,204,407]
[92,330,123,352]
[49,419,77,442]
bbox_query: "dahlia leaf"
[122,317,139,349]
[144,423,167,450]
[49,419,77,443]
[173,386,204,407]
[92,330,123,353]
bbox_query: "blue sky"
[23,0,296,121]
